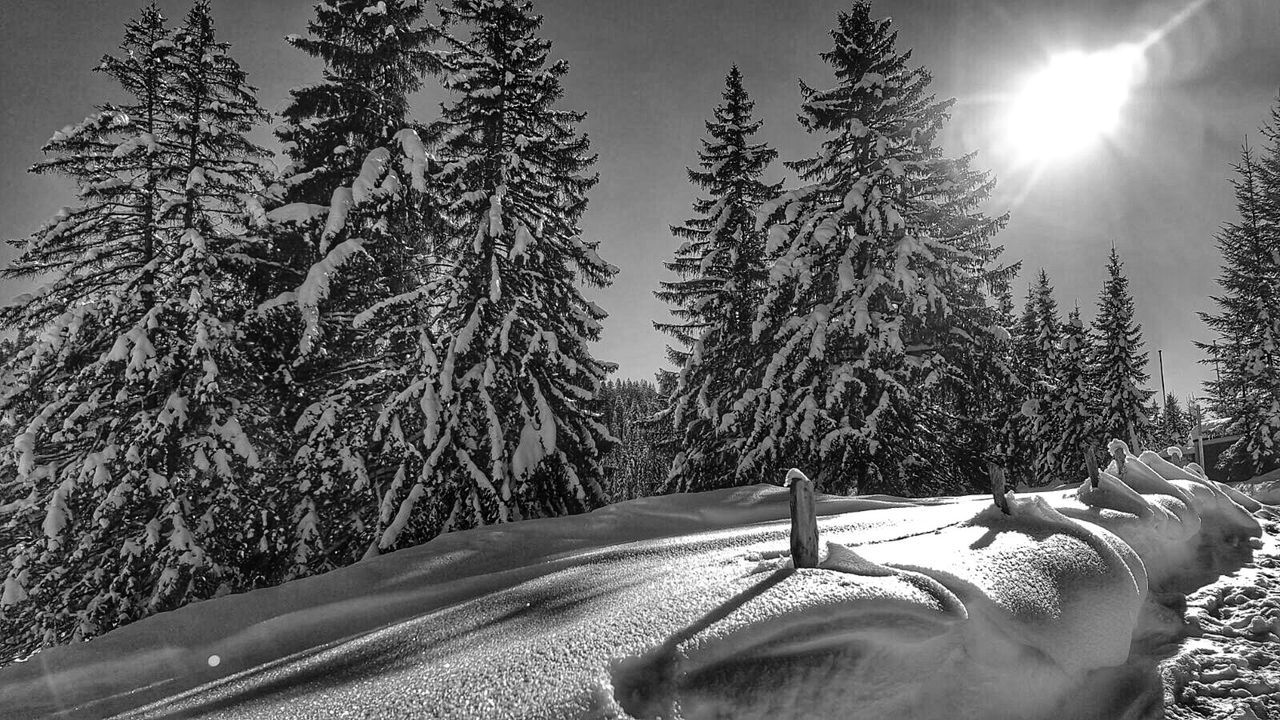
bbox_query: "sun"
[1004,44,1145,164]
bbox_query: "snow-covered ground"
[1237,473,1280,505]
[1162,511,1280,719]
[0,450,1270,720]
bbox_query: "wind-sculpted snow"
[0,456,1263,720]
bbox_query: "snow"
[383,482,426,551]
[351,147,390,204]
[393,128,428,193]
[488,192,505,237]
[295,238,367,355]
[111,133,157,158]
[1160,509,1280,719]
[265,203,328,226]
[0,453,1267,720]
[1020,398,1041,418]
[511,222,534,260]
[320,187,353,249]
[1194,417,1235,440]
[1,572,27,607]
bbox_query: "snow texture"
[0,453,1267,719]
[1161,509,1280,720]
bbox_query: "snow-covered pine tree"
[656,65,782,493]
[982,280,1027,484]
[1156,393,1191,449]
[725,1,1010,495]
[1198,137,1280,480]
[1187,396,1207,430]
[1021,270,1065,483]
[277,0,438,213]
[0,3,271,662]
[364,0,617,551]
[1013,271,1061,383]
[160,0,276,573]
[998,282,1039,484]
[943,275,1021,494]
[1042,305,1100,484]
[1012,285,1039,379]
[264,0,441,576]
[1089,247,1154,450]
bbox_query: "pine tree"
[277,0,438,211]
[1156,393,1191,449]
[656,66,781,492]
[264,0,441,576]
[946,282,1021,493]
[1198,135,1280,480]
[1012,286,1039,382]
[721,2,1010,495]
[1020,270,1065,483]
[997,283,1037,484]
[1014,271,1061,382]
[1042,305,1099,484]
[1089,247,1154,449]
[1186,395,1203,422]
[0,3,271,661]
[365,0,617,551]
[982,281,1027,488]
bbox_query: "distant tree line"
[593,378,675,502]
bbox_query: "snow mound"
[0,457,1263,720]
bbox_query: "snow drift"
[0,449,1263,720]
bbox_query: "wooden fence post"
[988,463,1010,515]
[785,469,819,569]
[1085,447,1100,488]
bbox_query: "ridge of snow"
[0,455,1264,720]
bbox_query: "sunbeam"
[1004,44,1145,164]
[990,0,1224,205]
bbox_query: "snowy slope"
[0,451,1264,720]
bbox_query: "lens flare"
[1004,44,1146,163]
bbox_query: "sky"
[2,0,1279,405]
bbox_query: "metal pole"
[1197,427,1205,469]
[1158,349,1167,409]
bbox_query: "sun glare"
[1004,45,1146,164]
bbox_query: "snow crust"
[0,458,1263,720]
